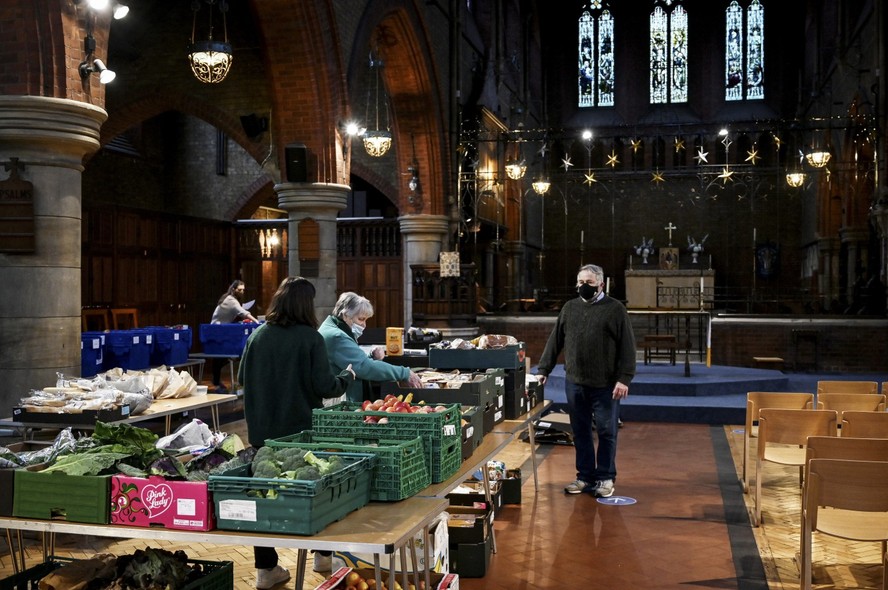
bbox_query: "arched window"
[650,0,688,104]
[725,0,764,101]
[578,1,615,108]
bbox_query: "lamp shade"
[804,149,831,168]
[363,130,392,157]
[188,40,233,84]
[785,171,806,188]
[505,159,527,180]
[532,178,551,195]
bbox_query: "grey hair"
[577,264,604,282]
[332,292,374,320]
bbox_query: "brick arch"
[96,90,269,165]
[373,9,449,216]
[250,0,348,184]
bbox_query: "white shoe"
[256,565,290,589]
[312,552,332,572]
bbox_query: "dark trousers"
[565,380,619,482]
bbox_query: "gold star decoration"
[718,166,734,184]
[772,133,783,150]
[631,138,643,153]
[561,155,574,171]
[694,148,709,164]
[606,150,620,167]
[674,137,685,153]
[584,172,598,186]
[745,147,760,165]
[651,170,665,184]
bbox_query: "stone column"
[275,182,348,319]
[0,96,107,415]
[398,214,449,327]
[502,240,526,303]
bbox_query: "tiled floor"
[1,405,885,589]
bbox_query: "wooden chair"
[111,307,140,330]
[817,380,879,395]
[754,407,837,526]
[842,411,888,439]
[800,458,888,590]
[742,392,815,493]
[81,308,110,332]
[815,393,887,423]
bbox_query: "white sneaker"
[256,565,290,589]
[593,479,615,498]
[312,552,332,572]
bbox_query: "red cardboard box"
[110,475,214,531]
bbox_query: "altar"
[625,269,715,309]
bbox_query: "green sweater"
[238,322,354,447]
[537,295,636,388]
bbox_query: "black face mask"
[577,283,600,300]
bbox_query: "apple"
[361,400,373,411]
[357,581,369,590]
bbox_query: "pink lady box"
[110,475,215,531]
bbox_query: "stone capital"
[275,182,349,218]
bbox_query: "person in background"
[536,263,636,498]
[320,292,423,403]
[209,280,258,393]
[238,276,356,586]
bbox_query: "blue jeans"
[565,380,619,483]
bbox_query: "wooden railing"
[337,220,401,258]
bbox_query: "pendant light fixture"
[188,0,233,84]
[363,52,392,157]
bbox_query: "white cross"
[664,222,677,246]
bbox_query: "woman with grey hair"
[319,292,423,403]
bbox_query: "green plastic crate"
[266,432,430,501]
[13,470,110,524]
[312,402,462,483]
[208,452,375,535]
[0,557,232,590]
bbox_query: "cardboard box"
[13,469,111,524]
[459,406,483,462]
[110,474,214,531]
[446,480,502,515]
[382,372,496,412]
[316,567,459,590]
[333,513,449,574]
[12,404,131,425]
[446,505,491,546]
[501,468,522,505]
[449,534,492,578]
[503,366,528,419]
[429,343,525,369]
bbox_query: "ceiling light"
[112,1,129,19]
[532,177,551,195]
[363,52,392,157]
[505,159,527,180]
[188,0,233,84]
[785,171,806,188]
[805,148,831,168]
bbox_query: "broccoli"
[304,451,346,475]
[252,459,282,479]
[281,455,306,472]
[277,447,307,461]
[324,456,345,475]
[291,465,321,481]
[252,446,276,466]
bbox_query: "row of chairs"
[81,307,140,331]
[817,380,883,395]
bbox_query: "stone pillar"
[502,240,526,303]
[275,183,349,319]
[398,214,449,327]
[0,96,107,415]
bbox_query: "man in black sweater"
[536,264,636,497]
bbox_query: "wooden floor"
[2,402,885,590]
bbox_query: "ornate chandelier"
[532,177,551,195]
[363,53,392,157]
[505,159,527,180]
[188,0,233,84]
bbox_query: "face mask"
[351,323,365,339]
[578,283,600,300]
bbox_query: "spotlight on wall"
[79,58,116,84]
[112,1,129,19]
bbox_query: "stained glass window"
[578,2,615,108]
[650,1,687,104]
[725,0,764,101]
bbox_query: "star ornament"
[718,165,734,184]
[584,172,598,186]
[651,170,665,184]
[694,148,709,164]
[538,143,549,158]
[745,147,760,165]
[631,138,642,153]
[674,137,685,153]
[721,135,733,150]
[772,133,783,150]
[606,150,620,167]
[561,155,574,171]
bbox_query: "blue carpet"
[535,363,888,425]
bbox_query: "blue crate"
[145,326,192,366]
[199,323,259,356]
[104,329,152,370]
[80,332,106,376]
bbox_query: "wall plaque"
[0,159,35,253]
